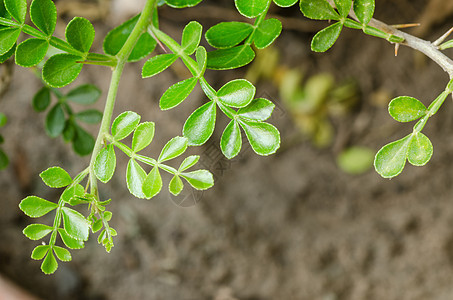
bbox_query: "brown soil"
[2,1,453,299]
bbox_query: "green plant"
[2,0,452,274]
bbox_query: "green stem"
[88,0,156,196]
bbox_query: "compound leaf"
[407,132,433,166]
[374,135,411,178]
[42,54,83,88]
[23,224,53,240]
[234,0,270,18]
[31,245,50,260]
[32,87,51,112]
[53,246,72,262]
[40,166,72,188]
[158,136,188,162]
[181,170,214,190]
[20,196,58,218]
[15,38,48,67]
[217,79,255,108]
[41,251,58,275]
[299,0,340,20]
[142,54,178,78]
[207,45,255,70]
[205,22,253,49]
[94,144,116,183]
[65,17,95,53]
[311,22,343,52]
[30,0,57,36]
[169,175,184,196]
[67,84,101,105]
[4,0,26,23]
[240,120,280,156]
[0,28,20,55]
[143,166,162,199]
[353,0,375,25]
[126,159,147,199]
[221,120,242,159]
[237,98,275,121]
[181,21,202,55]
[254,18,282,49]
[183,101,216,146]
[388,96,427,122]
[111,111,140,141]
[61,207,89,241]
[160,77,198,110]
[132,122,155,153]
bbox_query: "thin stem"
[88,0,156,196]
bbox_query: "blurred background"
[1,0,453,299]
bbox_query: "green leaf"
[217,79,255,108]
[181,170,214,190]
[61,207,89,241]
[234,0,270,18]
[169,175,184,196]
[32,87,51,112]
[103,14,156,62]
[41,251,58,275]
[374,135,411,178]
[61,183,85,204]
[0,43,16,63]
[299,0,340,20]
[353,0,375,25]
[23,224,53,240]
[19,196,58,218]
[183,101,216,146]
[75,109,103,124]
[207,45,255,70]
[142,54,178,78]
[273,0,298,7]
[126,159,147,199]
[45,104,65,138]
[40,166,72,188]
[158,136,188,162]
[0,112,6,127]
[94,144,116,183]
[181,21,202,55]
[4,0,26,23]
[15,38,49,67]
[72,125,95,156]
[337,146,374,175]
[30,0,57,36]
[165,0,202,8]
[53,246,72,262]
[237,98,275,121]
[205,22,253,49]
[65,17,95,53]
[0,28,20,55]
[92,219,102,233]
[58,228,84,249]
[311,22,343,52]
[221,120,242,159]
[240,120,280,156]
[334,0,352,18]
[179,155,200,171]
[132,122,155,153]
[407,132,433,166]
[42,54,83,88]
[196,46,207,75]
[111,111,141,141]
[66,84,101,105]
[31,245,50,260]
[104,211,113,221]
[254,18,282,49]
[388,96,427,122]
[0,149,8,170]
[159,77,198,110]
[143,166,162,199]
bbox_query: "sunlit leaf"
[19,196,58,218]
[221,120,242,159]
[374,135,411,178]
[183,101,216,146]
